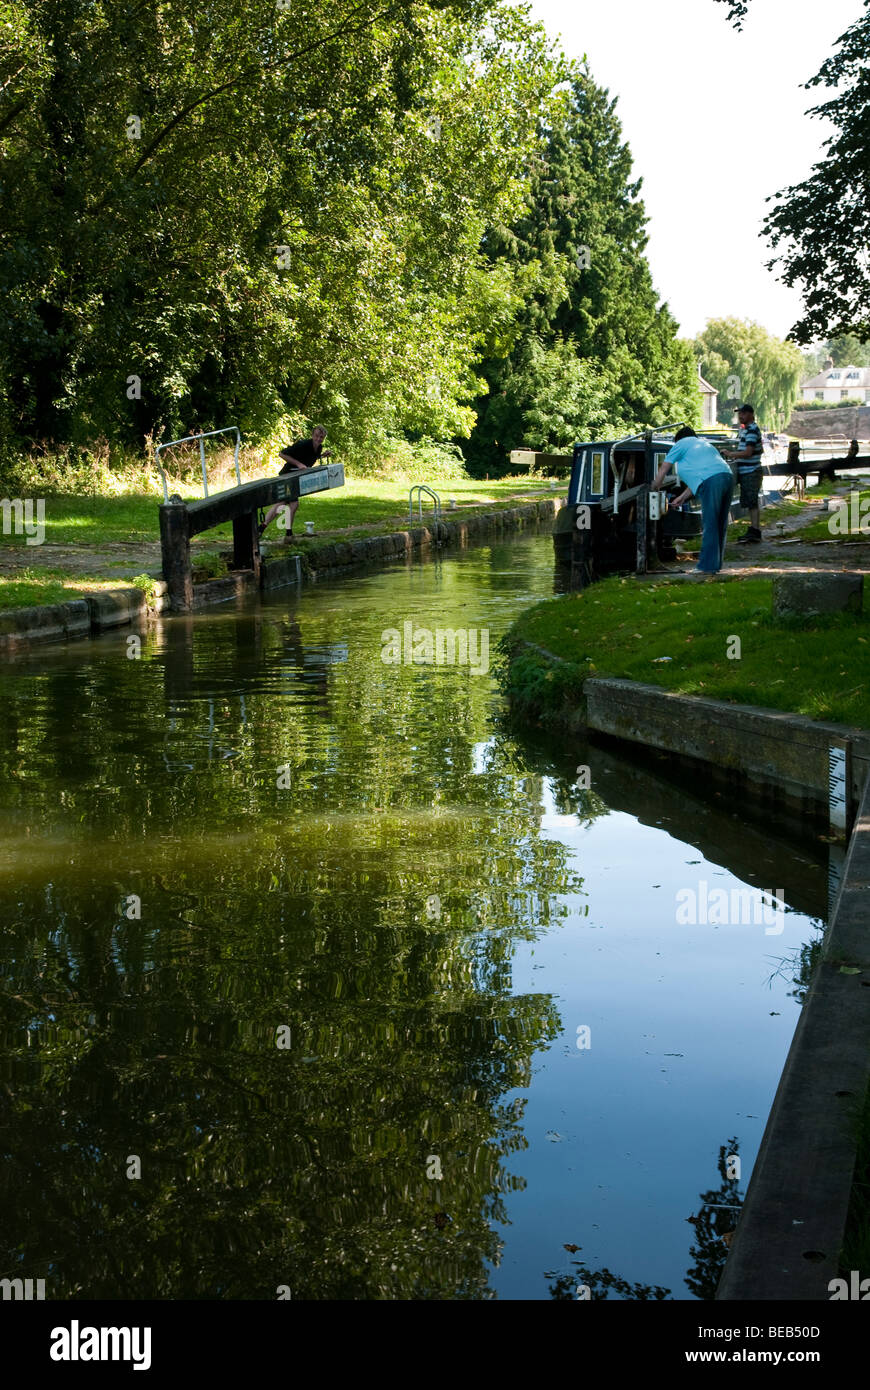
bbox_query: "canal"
[0,527,826,1300]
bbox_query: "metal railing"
[408,484,442,528]
[156,426,242,504]
[610,424,684,516]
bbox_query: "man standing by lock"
[651,426,734,575]
[259,425,329,539]
[724,404,764,544]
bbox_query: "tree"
[714,0,870,344]
[0,1,562,465]
[822,334,870,368]
[464,70,701,471]
[692,318,804,429]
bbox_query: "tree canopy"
[692,318,804,429]
[0,0,562,465]
[714,0,870,344]
[464,72,701,470]
[803,333,870,377]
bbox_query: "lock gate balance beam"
[159,463,345,611]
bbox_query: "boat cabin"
[554,427,708,583]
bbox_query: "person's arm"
[669,487,693,508]
[652,453,681,489]
[727,426,759,462]
[279,447,308,469]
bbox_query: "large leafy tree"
[692,317,804,430]
[465,71,700,470]
[821,334,870,368]
[714,0,870,343]
[0,1,560,462]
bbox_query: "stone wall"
[786,404,870,440]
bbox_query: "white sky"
[525,0,864,342]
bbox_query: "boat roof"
[573,430,729,450]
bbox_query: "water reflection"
[0,531,825,1298]
[545,1138,744,1300]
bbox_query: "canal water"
[0,528,826,1300]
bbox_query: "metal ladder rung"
[408,484,442,528]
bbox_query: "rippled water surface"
[0,531,826,1299]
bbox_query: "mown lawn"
[798,489,870,543]
[0,569,128,611]
[504,575,870,728]
[0,474,558,610]
[0,475,556,550]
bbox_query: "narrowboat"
[553,426,715,585]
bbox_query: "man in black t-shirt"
[259,425,327,537]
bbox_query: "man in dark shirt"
[725,404,764,543]
[259,425,327,537]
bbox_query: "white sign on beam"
[298,463,345,496]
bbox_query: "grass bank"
[0,569,126,611]
[503,576,870,729]
[0,475,556,550]
[0,470,557,610]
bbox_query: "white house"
[697,369,719,427]
[801,364,870,403]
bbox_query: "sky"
[525,0,865,343]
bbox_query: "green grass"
[0,472,556,610]
[676,492,809,554]
[0,568,125,610]
[798,489,870,543]
[0,475,556,550]
[504,575,870,728]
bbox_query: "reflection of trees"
[684,1139,743,1300]
[0,602,586,1299]
[546,1262,671,1301]
[544,1139,744,1301]
[767,930,824,1007]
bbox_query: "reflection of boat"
[553,426,705,585]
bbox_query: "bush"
[342,435,471,483]
[792,398,866,411]
[191,551,228,582]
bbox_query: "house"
[697,368,719,427]
[801,364,870,404]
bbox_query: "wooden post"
[787,439,801,472]
[232,509,261,584]
[636,485,648,574]
[159,501,193,612]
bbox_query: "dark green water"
[0,531,826,1299]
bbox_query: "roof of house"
[801,365,870,390]
[697,372,718,395]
